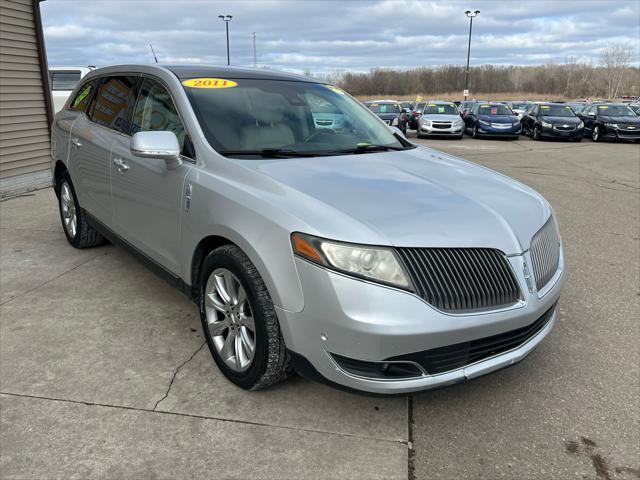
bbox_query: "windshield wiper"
[220,148,324,158]
[336,143,410,154]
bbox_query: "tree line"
[325,45,638,100]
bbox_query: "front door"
[109,78,194,274]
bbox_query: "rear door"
[109,77,194,273]
[69,75,139,225]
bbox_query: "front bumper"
[476,124,520,137]
[418,123,464,136]
[540,126,584,139]
[602,126,640,140]
[278,248,565,395]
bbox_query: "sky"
[41,0,640,74]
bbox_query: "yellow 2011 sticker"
[182,78,237,89]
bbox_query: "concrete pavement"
[1,134,638,479]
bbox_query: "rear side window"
[132,79,193,158]
[50,71,81,91]
[69,80,97,113]
[90,76,138,134]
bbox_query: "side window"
[69,79,97,113]
[531,105,539,116]
[132,79,193,158]
[90,76,138,134]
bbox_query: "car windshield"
[479,104,512,115]
[539,105,576,117]
[423,103,458,115]
[413,103,426,111]
[597,105,636,117]
[511,103,529,109]
[50,71,81,91]
[183,79,409,157]
[368,103,401,114]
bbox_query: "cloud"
[41,0,640,73]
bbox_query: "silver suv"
[51,65,565,394]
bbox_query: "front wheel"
[56,172,104,248]
[199,245,291,390]
[533,126,541,140]
[472,125,478,138]
[592,125,601,142]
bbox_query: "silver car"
[50,65,565,394]
[416,101,465,138]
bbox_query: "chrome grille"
[530,217,560,290]
[396,248,521,312]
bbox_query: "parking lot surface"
[1,134,638,479]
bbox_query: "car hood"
[421,114,461,122]
[240,146,550,254]
[599,115,640,124]
[541,116,581,124]
[374,112,401,120]
[479,115,519,123]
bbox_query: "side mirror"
[131,131,181,166]
[390,125,406,139]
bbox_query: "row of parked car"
[364,98,640,142]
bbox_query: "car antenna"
[149,43,158,63]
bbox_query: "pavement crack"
[407,395,415,480]
[153,341,206,411]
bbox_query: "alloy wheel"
[204,268,256,372]
[593,126,599,141]
[60,182,77,238]
[533,126,540,140]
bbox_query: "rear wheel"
[56,172,104,249]
[199,245,291,390]
[472,125,478,138]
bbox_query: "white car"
[49,67,94,112]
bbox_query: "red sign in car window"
[490,107,498,115]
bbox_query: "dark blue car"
[464,103,520,139]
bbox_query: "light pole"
[464,10,480,100]
[218,15,232,66]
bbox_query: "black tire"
[415,129,422,139]
[198,245,292,390]
[472,125,478,138]
[573,138,582,142]
[56,171,104,249]
[592,125,600,142]
[533,126,541,140]
[457,133,464,140]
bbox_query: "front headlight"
[292,233,413,290]
[392,117,399,126]
[478,119,490,126]
[541,121,552,128]
[604,123,618,129]
[454,119,464,126]
[421,119,430,126]
[577,121,584,129]
[512,121,520,127]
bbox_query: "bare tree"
[601,42,633,100]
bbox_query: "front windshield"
[183,79,408,156]
[539,105,576,117]
[479,104,513,116]
[423,103,458,115]
[511,103,530,110]
[367,103,401,114]
[597,105,636,117]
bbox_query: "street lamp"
[218,14,232,66]
[463,10,480,100]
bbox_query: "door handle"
[71,137,82,148]
[112,157,130,172]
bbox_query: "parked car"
[521,103,584,141]
[399,101,414,113]
[566,102,588,114]
[51,65,565,395]
[464,102,521,139]
[408,102,426,129]
[365,100,407,134]
[507,101,534,119]
[49,66,94,112]
[577,103,640,142]
[416,101,464,139]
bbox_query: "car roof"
[163,65,321,82]
[424,100,455,104]
[368,100,398,104]
[83,64,322,84]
